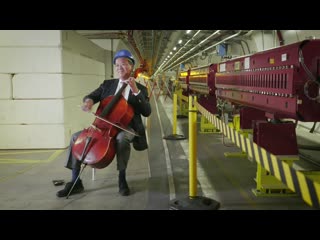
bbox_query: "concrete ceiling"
[76,30,252,76]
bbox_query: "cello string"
[90,112,139,137]
[76,105,139,137]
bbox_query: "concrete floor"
[0,93,318,210]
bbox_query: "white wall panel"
[63,74,104,98]
[0,74,12,99]
[13,74,63,99]
[0,97,99,124]
[61,50,105,75]
[12,73,104,99]
[0,100,63,124]
[0,30,106,149]
[61,31,105,62]
[281,30,320,45]
[91,39,120,51]
[0,30,61,46]
[0,48,62,73]
[251,31,274,52]
[63,97,98,127]
[0,125,68,149]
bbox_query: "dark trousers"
[65,129,134,173]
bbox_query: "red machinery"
[215,39,320,155]
[178,64,218,114]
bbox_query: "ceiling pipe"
[151,30,155,68]
[163,30,220,72]
[152,30,202,78]
[152,31,162,73]
[127,30,144,64]
[161,30,202,70]
[127,30,149,73]
[153,31,171,72]
[276,30,284,46]
[151,30,156,76]
[243,30,254,37]
[80,30,148,74]
[82,32,127,39]
[164,30,243,71]
[154,31,173,70]
[240,39,250,54]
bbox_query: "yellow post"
[163,91,186,141]
[169,96,220,209]
[173,93,177,135]
[189,95,197,198]
[178,89,183,115]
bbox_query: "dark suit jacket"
[83,79,151,151]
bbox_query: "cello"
[72,82,137,169]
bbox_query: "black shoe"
[56,179,84,198]
[119,179,130,196]
[119,172,130,196]
[119,185,130,196]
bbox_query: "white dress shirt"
[116,80,131,100]
[115,79,141,100]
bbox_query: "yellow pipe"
[189,95,197,197]
[173,93,177,135]
[178,89,183,115]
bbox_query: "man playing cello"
[56,49,151,197]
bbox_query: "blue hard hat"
[113,49,135,66]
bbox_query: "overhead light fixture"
[178,40,182,44]
[186,30,191,34]
[173,47,177,51]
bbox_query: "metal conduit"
[165,30,243,71]
[163,30,221,71]
[152,30,202,77]
[151,30,155,72]
[127,30,144,64]
[160,30,202,70]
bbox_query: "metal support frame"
[196,103,320,208]
[224,115,249,158]
[252,156,299,196]
[199,115,219,133]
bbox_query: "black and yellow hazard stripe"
[197,102,320,209]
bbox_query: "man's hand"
[127,77,139,94]
[81,98,94,112]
